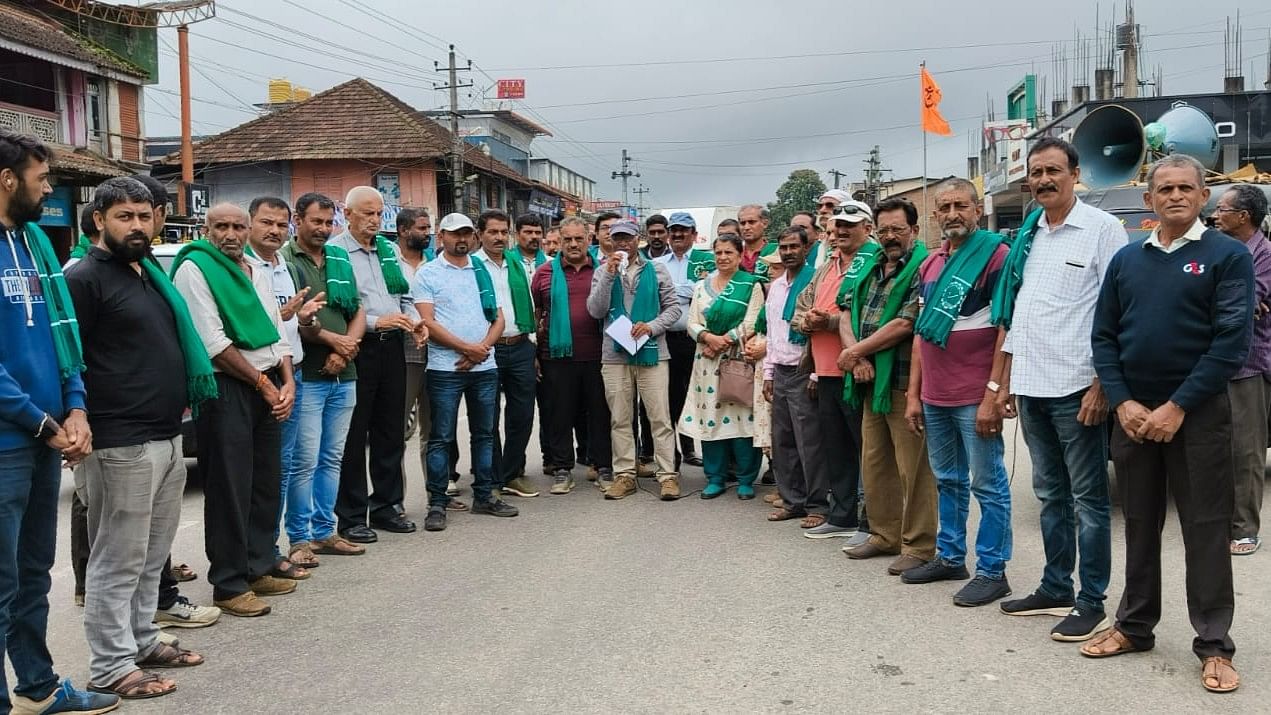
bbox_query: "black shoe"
[339,525,378,543]
[953,575,1011,607]
[370,514,417,533]
[900,558,970,584]
[471,499,519,518]
[759,468,776,486]
[999,589,1074,617]
[1050,605,1111,642]
[682,454,703,467]
[423,507,447,532]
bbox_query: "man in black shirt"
[67,177,202,699]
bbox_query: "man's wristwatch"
[986,380,1002,394]
[35,414,59,440]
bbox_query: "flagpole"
[921,60,928,235]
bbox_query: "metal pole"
[448,45,464,212]
[921,61,928,237]
[177,24,193,216]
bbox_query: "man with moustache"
[413,213,519,532]
[792,200,875,542]
[993,138,1126,641]
[332,186,418,541]
[509,214,549,272]
[903,186,1014,608]
[282,193,368,566]
[1084,155,1253,694]
[793,210,830,269]
[543,226,561,257]
[593,212,621,261]
[245,197,312,579]
[816,189,852,233]
[643,214,671,260]
[738,204,772,275]
[0,132,118,714]
[1212,185,1271,556]
[68,177,210,698]
[173,203,297,617]
[837,198,937,577]
[473,210,540,498]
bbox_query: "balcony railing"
[0,102,61,144]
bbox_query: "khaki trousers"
[602,362,676,482]
[861,389,937,559]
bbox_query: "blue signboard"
[39,186,74,227]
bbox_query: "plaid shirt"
[856,250,921,391]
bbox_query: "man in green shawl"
[836,199,938,578]
[474,210,541,499]
[587,219,684,500]
[174,203,297,618]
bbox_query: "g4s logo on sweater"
[1183,261,1206,275]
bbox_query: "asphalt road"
[33,418,1269,713]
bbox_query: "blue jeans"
[275,372,303,558]
[1018,391,1112,611]
[287,378,357,544]
[426,369,498,507]
[0,442,62,707]
[923,404,1012,578]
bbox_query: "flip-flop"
[91,671,176,700]
[1230,537,1261,556]
[767,508,806,522]
[1202,656,1240,693]
[268,560,310,580]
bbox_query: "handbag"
[718,347,755,407]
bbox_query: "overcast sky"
[141,0,1271,209]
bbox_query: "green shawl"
[319,243,360,317]
[754,305,767,336]
[69,234,93,261]
[782,262,816,344]
[374,235,411,295]
[140,256,218,410]
[467,255,500,324]
[989,207,1044,330]
[609,259,661,366]
[494,252,535,334]
[171,240,280,349]
[547,252,598,358]
[704,271,759,337]
[913,229,1003,348]
[509,244,548,269]
[841,242,928,414]
[20,223,84,379]
[687,248,716,281]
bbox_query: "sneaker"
[249,575,297,596]
[1051,605,1111,642]
[471,499,519,517]
[999,590,1075,617]
[154,595,221,628]
[12,678,119,715]
[803,522,857,540]
[501,477,540,498]
[659,476,681,501]
[446,480,461,496]
[595,467,613,489]
[953,575,1012,607]
[605,474,638,500]
[424,507,447,532]
[549,469,575,495]
[901,558,970,584]
[213,591,271,617]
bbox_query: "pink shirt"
[763,272,805,379]
[810,256,847,377]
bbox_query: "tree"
[766,169,827,240]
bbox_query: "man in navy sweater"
[1084,154,1253,694]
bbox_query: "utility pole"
[177,24,193,216]
[826,169,846,189]
[612,149,639,218]
[862,146,882,206]
[632,183,650,220]
[435,45,473,212]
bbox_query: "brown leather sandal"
[1202,656,1239,693]
[288,543,320,569]
[311,535,365,556]
[90,670,176,699]
[1079,628,1139,658]
[767,507,806,522]
[137,642,204,669]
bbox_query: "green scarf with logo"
[989,207,1044,330]
[704,271,759,337]
[841,242,928,414]
[687,248,716,281]
[171,240,280,349]
[914,229,1002,348]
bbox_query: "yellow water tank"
[268,78,292,104]
[291,87,312,102]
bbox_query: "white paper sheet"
[605,314,650,356]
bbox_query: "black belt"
[495,334,528,346]
[372,329,405,341]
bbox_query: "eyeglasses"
[875,226,911,238]
[1213,206,1247,214]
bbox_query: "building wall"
[201,160,293,209]
[289,159,439,218]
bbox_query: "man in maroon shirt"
[531,217,612,494]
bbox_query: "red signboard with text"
[497,79,526,99]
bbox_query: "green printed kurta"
[677,274,765,442]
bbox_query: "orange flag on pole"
[920,66,953,136]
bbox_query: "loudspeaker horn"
[1071,104,1147,188]
[1143,104,1220,169]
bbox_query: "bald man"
[173,203,298,616]
[330,187,420,541]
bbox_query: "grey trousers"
[771,365,829,514]
[77,437,185,686]
[1229,375,1269,540]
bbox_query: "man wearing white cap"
[815,190,852,268]
[412,213,520,532]
[587,219,683,500]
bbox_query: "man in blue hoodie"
[0,131,118,712]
